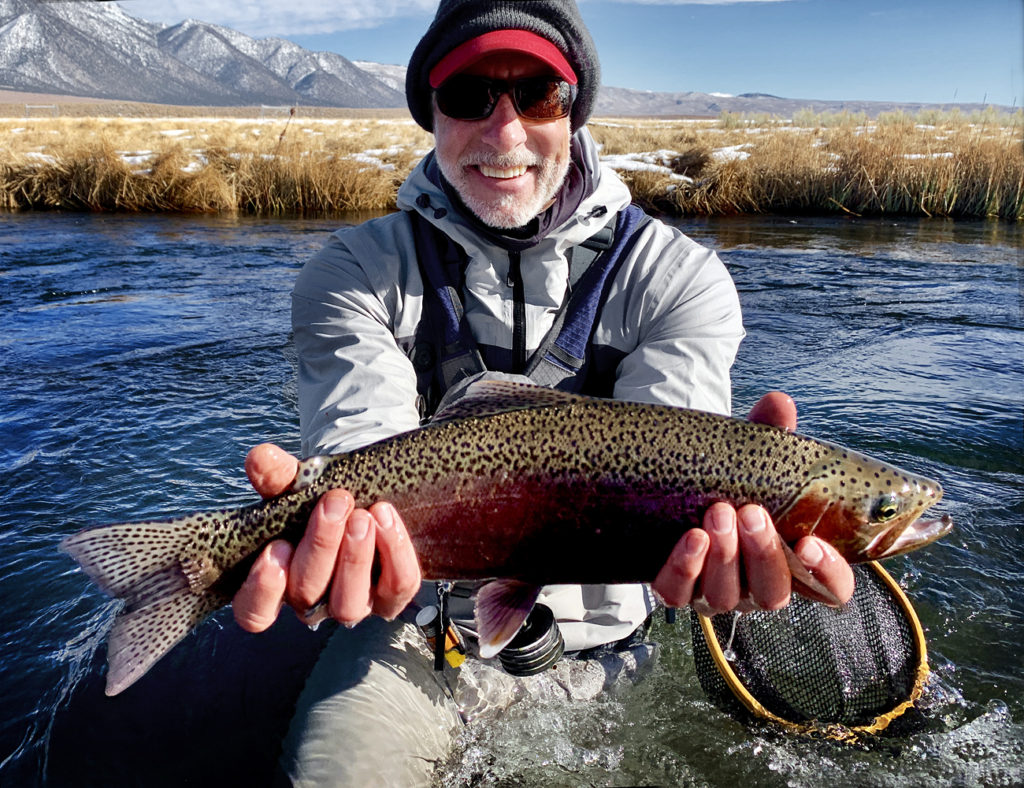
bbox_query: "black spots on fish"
[60,519,209,605]
[105,585,227,695]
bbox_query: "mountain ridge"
[0,0,405,108]
[0,0,1011,117]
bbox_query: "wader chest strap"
[409,210,486,410]
[408,202,650,412]
[525,203,650,389]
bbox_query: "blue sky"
[126,0,1022,107]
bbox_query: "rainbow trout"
[62,382,951,695]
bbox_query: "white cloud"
[121,0,792,37]
[121,0,437,37]
[582,0,791,4]
[120,0,792,38]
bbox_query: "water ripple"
[1,212,1021,786]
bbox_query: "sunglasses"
[434,75,577,122]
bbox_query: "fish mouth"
[867,514,954,560]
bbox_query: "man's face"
[433,52,573,230]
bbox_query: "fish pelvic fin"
[780,540,845,609]
[475,579,543,659]
[61,512,231,694]
[105,586,230,695]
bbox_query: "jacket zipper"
[508,251,527,372]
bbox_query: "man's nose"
[479,93,528,150]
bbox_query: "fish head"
[774,443,953,563]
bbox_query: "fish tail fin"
[104,587,229,696]
[61,512,233,695]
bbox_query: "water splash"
[0,593,118,783]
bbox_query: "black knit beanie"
[406,0,600,132]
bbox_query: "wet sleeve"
[291,232,421,457]
[611,227,744,416]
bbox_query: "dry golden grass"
[589,114,1023,220]
[1,115,432,213]
[1,110,1021,218]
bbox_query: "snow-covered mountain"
[0,0,405,108]
[0,0,1006,116]
[352,61,407,94]
[591,85,1003,119]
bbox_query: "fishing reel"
[495,603,564,677]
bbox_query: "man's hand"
[652,392,856,615]
[232,443,422,633]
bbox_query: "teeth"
[478,164,528,179]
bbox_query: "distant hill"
[593,85,1007,118]
[0,0,1010,117]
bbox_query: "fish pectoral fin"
[780,540,845,609]
[474,579,543,659]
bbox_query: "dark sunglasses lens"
[435,76,497,120]
[436,76,574,121]
[513,78,574,120]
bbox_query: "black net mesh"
[691,562,924,732]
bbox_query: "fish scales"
[194,400,884,582]
[60,381,951,695]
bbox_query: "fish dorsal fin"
[431,380,586,424]
[474,579,543,659]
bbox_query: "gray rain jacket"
[291,127,744,652]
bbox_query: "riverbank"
[1,109,1020,219]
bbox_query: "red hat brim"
[429,30,578,88]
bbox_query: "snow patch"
[712,144,752,161]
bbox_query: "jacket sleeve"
[609,222,744,416]
[291,223,422,457]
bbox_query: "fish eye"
[871,493,900,522]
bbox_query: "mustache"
[458,152,542,169]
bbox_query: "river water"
[0,211,1021,786]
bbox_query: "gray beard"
[437,153,571,230]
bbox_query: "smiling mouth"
[477,164,529,179]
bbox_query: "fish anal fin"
[474,579,542,659]
[780,540,845,609]
[105,588,228,696]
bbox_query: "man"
[233,1,854,783]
